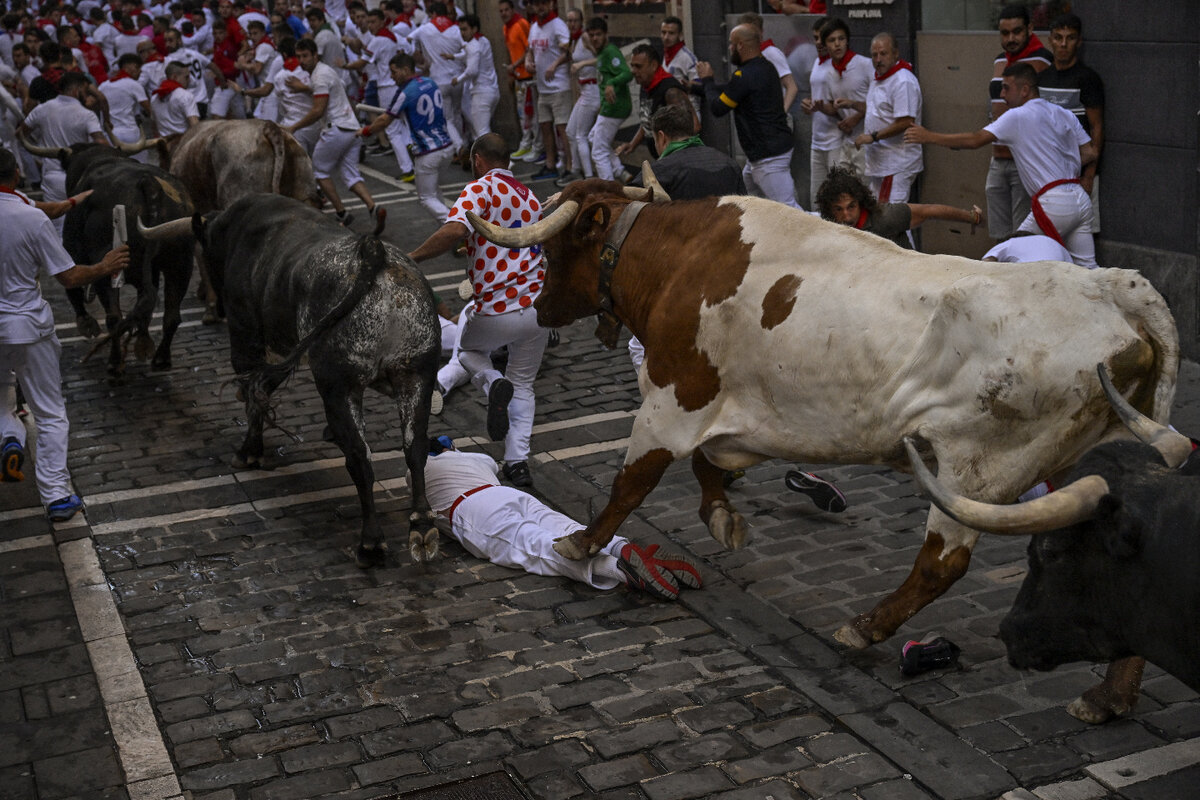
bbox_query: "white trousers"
[1017,183,1097,269]
[464,85,498,140]
[111,124,151,163]
[413,146,452,222]
[458,306,548,463]
[437,306,471,397]
[452,485,626,589]
[589,114,623,181]
[869,167,919,204]
[41,165,67,235]
[566,89,600,178]
[0,336,73,505]
[311,125,363,189]
[290,122,320,156]
[986,157,1030,241]
[439,79,465,151]
[743,150,801,209]
[810,147,841,208]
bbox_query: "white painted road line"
[1085,738,1200,789]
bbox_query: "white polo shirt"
[273,64,312,127]
[822,52,873,141]
[984,97,1090,195]
[809,57,839,151]
[411,17,464,87]
[99,75,148,132]
[151,86,198,135]
[23,95,104,171]
[447,168,544,316]
[863,65,923,178]
[310,61,358,130]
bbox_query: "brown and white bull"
[466,179,1178,676]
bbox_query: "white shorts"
[311,125,363,187]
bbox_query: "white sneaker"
[521,149,544,163]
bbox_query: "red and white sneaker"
[616,542,679,600]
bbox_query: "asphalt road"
[1,149,1198,800]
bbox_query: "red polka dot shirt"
[447,168,545,316]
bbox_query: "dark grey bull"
[907,366,1199,722]
[59,145,195,379]
[193,194,441,567]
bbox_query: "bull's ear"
[1097,494,1142,558]
[572,203,611,242]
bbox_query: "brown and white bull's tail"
[264,122,286,196]
[1103,269,1180,423]
[239,236,389,402]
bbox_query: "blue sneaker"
[530,167,558,181]
[2,437,24,482]
[47,494,84,522]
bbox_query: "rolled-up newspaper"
[356,103,387,115]
[111,204,127,288]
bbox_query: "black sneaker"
[531,166,558,181]
[899,636,961,676]
[616,542,679,600]
[335,209,354,227]
[487,378,514,441]
[502,460,532,487]
[784,470,847,513]
[2,437,24,482]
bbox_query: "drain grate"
[379,770,530,800]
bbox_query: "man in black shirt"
[617,43,696,161]
[696,24,801,209]
[633,104,746,199]
[1038,12,1104,231]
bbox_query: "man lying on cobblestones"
[424,436,703,600]
[0,147,130,521]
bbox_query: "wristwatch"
[870,131,879,142]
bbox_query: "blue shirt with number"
[387,76,452,156]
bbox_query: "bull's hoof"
[553,529,593,561]
[1067,692,1133,725]
[231,453,260,469]
[202,306,220,325]
[76,315,101,339]
[408,528,440,563]
[707,504,748,549]
[134,333,155,362]
[356,543,388,569]
[833,624,872,650]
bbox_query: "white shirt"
[139,59,166,95]
[411,17,464,86]
[165,48,212,104]
[822,53,873,142]
[456,34,498,94]
[182,25,212,54]
[115,31,149,59]
[984,234,1076,266]
[90,21,121,64]
[99,75,148,132]
[24,95,104,168]
[0,191,75,344]
[151,86,198,134]
[365,31,399,89]
[526,16,568,94]
[309,61,358,130]
[984,97,1090,195]
[313,26,342,69]
[762,43,791,81]
[424,450,499,513]
[809,57,839,151]
[863,66,922,177]
[273,64,312,127]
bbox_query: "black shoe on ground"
[335,209,354,227]
[502,460,532,487]
[487,378,514,441]
[531,166,558,181]
[899,636,961,676]
[784,470,847,513]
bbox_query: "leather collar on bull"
[595,200,648,349]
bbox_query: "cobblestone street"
[2,155,1198,800]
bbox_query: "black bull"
[908,370,1200,721]
[61,145,195,378]
[193,194,441,567]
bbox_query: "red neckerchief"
[374,27,397,41]
[663,40,684,65]
[111,69,133,81]
[569,30,581,45]
[818,54,830,64]
[760,39,774,51]
[260,34,274,46]
[1005,33,1045,65]
[143,50,164,63]
[394,11,411,25]
[154,79,184,98]
[875,59,912,81]
[283,57,299,70]
[646,65,672,91]
[853,206,869,229]
[493,172,530,201]
[0,185,32,205]
[474,32,483,41]
[831,49,857,75]
[431,15,454,32]
[42,67,64,89]
[536,11,558,24]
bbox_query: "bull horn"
[111,130,165,154]
[641,161,671,202]
[136,216,195,240]
[1097,364,1193,468]
[19,130,62,158]
[622,186,651,201]
[903,437,1109,535]
[465,199,579,249]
